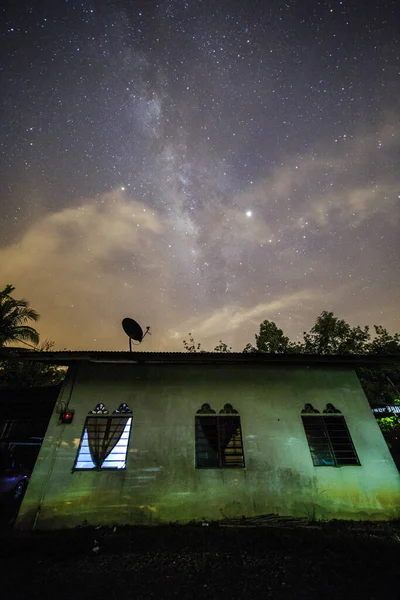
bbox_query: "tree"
[257,320,295,353]
[357,363,400,405]
[302,311,370,355]
[183,333,233,353]
[375,399,400,470]
[244,320,302,354]
[0,340,66,387]
[0,286,65,387]
[214,340,233,353]
[0,284,40,347]
[368,326,400,355]
[183,333,205,353]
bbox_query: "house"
[12,351,400,530]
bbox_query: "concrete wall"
[16,362,400,529]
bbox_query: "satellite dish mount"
[122,318,151,351]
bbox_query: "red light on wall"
[60,410,74,424]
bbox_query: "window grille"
[195,404,244,468]
[302,415,360,467]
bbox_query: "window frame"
[73,414,132,472]
[195,414,245,469]
[302,414,360,467]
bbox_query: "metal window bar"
[324,416,360,465]
[195,415,245,468]
[219,416,245,467]
[195,416,219,468]
[302,415,360,467]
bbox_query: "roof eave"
[0,349,398,366]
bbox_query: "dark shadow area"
[1,521,399,599]
[0,386,60,528]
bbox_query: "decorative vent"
[301,403,320,414]
[113,403,133,414]
[323,403,341,414]
[89,403,109,415]
[219,403,238,414]
[196,403,216,414]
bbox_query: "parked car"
[0,451,30,504]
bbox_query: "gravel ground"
[1,520,400,600]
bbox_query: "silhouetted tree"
[302,311,370,354]
[183,333,233,353]
[214,340,232,353]
[183,333,205,353]
[368,325,400,355]
[0,340,66,387]
[244,320,302,354]
[0,284,40,347]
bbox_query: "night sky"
[1,0,399,351]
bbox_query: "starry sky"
[1,0,399,351]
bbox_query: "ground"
[1,517,399,599]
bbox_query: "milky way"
[1,0,399,351]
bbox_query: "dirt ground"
[1,518,400,600]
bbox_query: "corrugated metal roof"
[0,348,398,366]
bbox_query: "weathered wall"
[16,362,400,529]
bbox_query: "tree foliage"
[255,320,291,353]
[244,320,302,354]
[376,414,400,433]
[213,340,233,353]
[183,311,400,359]
[375,399,400,469]
[183,333,233,353]
[0,285,66,387]
[182,333,205,353]
[357,364,400,405]
[0,284,40,347]
[0,340,66,387]
[369,326,400,355]
[302,311,371,355]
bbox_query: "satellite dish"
[122,318,143,342]
[122,318,150,351]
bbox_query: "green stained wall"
[16,362,400,530]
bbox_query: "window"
[195,403,245,468]
[74,403,132,471]
[302,404,360,467]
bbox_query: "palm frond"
[0,285,40,347]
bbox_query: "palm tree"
[0,284,40,347]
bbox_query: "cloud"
[227,119,400,239]
[0,191,169,350]
[306,183,399,228]
[1,191,163,270]
[167,289,326,347]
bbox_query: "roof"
[0,348,399,366]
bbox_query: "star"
[0,0,398,352]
